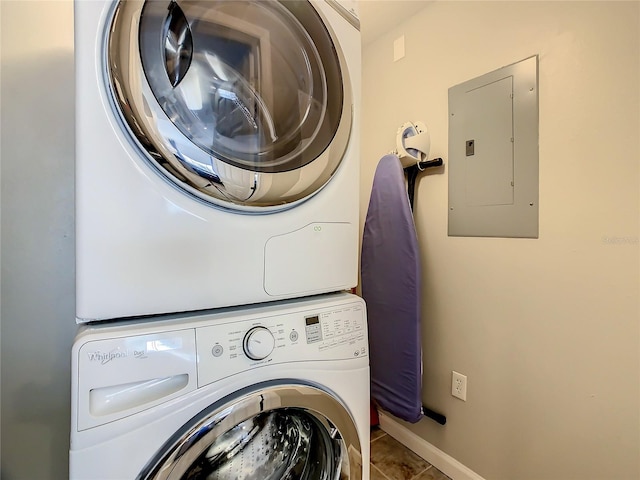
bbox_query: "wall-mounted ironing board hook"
[404,159,443,211]
[396,121,431,168]
[395,121,445,211]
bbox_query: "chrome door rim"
[137,383,362,479]
[105,0,353,213]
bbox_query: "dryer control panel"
[195,299,367,388]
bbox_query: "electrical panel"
[448,56,539,238]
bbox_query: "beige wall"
[361,2,639,479]
[1,1,76,477]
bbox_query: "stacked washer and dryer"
[70,0,368,478]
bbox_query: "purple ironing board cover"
[361,154,423,424]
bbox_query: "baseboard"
[378,411,486,480]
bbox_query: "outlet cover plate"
[452,371,467,401]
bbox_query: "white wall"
[361,2,639,479]
[1,1,76,478]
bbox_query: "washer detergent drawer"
[75,329,197,430]
[264,222,357,296]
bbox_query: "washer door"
[137,384,363,479]
[107,0,352,212]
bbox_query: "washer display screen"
[304,315,323,343]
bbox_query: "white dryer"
[75,0,361,322]
[70,292,370,479]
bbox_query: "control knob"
[243,326,275,360]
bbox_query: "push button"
[211,345,224,357]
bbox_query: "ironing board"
[361,154,423,423]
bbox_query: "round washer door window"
[107,0,352,212]
[137,384,363,479]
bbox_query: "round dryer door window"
[107,0,353,212]
[137,384,363,479]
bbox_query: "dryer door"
[137,383,363,480]
[107,0,353,212]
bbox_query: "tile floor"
[369,427,452,480]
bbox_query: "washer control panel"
[196,300,367,388]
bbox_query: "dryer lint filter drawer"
[264,223,357,296]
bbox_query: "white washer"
[70,292,370,479]
[75,0,361,322]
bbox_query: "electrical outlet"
[451,371,467,401]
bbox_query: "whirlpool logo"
[87,348,148,365]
